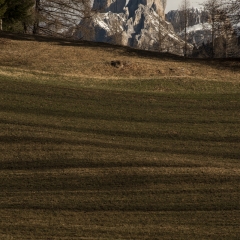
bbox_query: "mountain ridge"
[75,0,188,55]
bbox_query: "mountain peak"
[93,0,167,19]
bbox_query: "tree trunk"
[0,19,2,31]
[23,22,27,34]
[184,10,187,58]
[211,17,215,58]
[33,0,40,34]
[179,0,190,58]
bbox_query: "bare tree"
[226,0,240,24]
[33,0,96,37]
[0,0,7,31]
[109,16,123,45]
[107,0,124,45]
[218,4,240,57]
[179,0,191,57]
[155,15,169,52]
[201,0,240,58]
[33,0,40,34]
[202,0,224,58]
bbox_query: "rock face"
[166,8,211,46]
[126,0,166,19]
[93,0,166,19]
[166,8,209,33]
[74,0,189,55]
[92,0,126,14]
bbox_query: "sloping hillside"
[0,31,239,84]
[0,32,240,239]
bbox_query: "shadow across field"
[1,31,240,240]
[1,169,239,192]
[1,118,239,144]
[0,157,203,171]
[1,135,239,160]
[2,202,239,212]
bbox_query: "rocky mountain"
[166,8,240,57]
[74,0,190,55]
[166,8,209,33]
[93,0,167,19]
[166,8,211,46]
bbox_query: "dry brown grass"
[0,31,239,82]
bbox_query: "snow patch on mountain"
[166,8,210,46]
[75,1,191,55]
[184,23,211,33]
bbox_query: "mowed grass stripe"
[0,76,240,239]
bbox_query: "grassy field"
[0,32,240,239]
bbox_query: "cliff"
[93,0,167,19]
[166,8,210,46]
[166,8,209,33]
[74,0,190,55]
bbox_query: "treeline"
[0,0,96,37]
[0,0,239,58]
[180,0,240,58]
[0,0,34,32]
[201,0,240,58]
